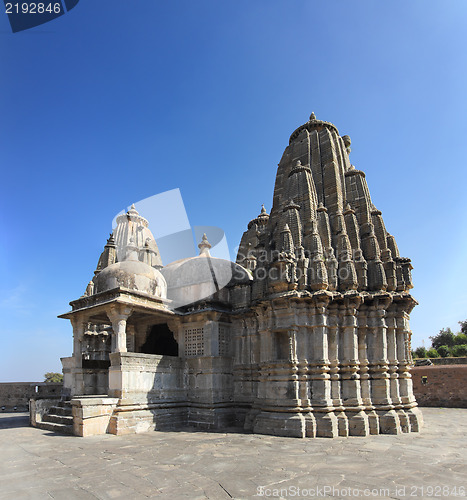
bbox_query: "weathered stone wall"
[411,365,467,408]
[0,383,62,411]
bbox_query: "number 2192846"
[5,3,62,14]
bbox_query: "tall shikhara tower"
[234,113,422,437]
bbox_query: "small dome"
[160,234,251,308]
[94,259,167,298]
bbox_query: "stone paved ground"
[0,408,466,500]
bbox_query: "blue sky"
[1,1,467,381]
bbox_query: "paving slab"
[0,408,466,499]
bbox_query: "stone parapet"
[1,383,62,411]
[71,396,119,436]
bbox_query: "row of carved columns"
[67,304,134,397]
[70,304,134,359]
[233,293,422,437]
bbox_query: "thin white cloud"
[0,284,32,315]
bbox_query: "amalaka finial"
[257,204,269,221]
[317,201,327,213]
[127,203,139,215]
[198,233,212,256]
[344,203,354,215]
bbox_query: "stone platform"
[0,408,465,499]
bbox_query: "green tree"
[426,347,440,358]
[451,344,467,357]
[429,328,456,350]
[436,345,451,358]
[413,346,427,358]
[459,320,467,335]
[44,372,63,383]
[454,333,467,345]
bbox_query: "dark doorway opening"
[141,323,178,356]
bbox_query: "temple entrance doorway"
[141,323,178,356]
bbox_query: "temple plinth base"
[377,409,401,434]
[314,411,339,438]
[406,406,424,432]
[396,409,410,433]
[253,411,306,438]
[347,410,370,437]
[336,411,349,437]
[304,412,317,438]
[366,410,380,435]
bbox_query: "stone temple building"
[33,113,423,438]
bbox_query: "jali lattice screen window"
[184,327,205,357]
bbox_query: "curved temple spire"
[237,113,413,295]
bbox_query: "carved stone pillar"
[69,315,87,396]
[107,304,133,353]
[296,324,315,437]
[395,298,423,432]
[126,324,136,352]
[386,310,401,406]
[288,328,300,402]
[295,326,309,404]
[70,316,86,361]
[331,304,348,436]
[341,294,369,436]
[396,312,413,404]
[369,295,400,434]
[106,305,133,400]
[357,305,378,434]
[327,304,341,408]
[386,307,410,431]
[254,308,274,406]
[309,293,337,437]
[243,315,261,431]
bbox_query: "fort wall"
[411,365,467,408]
[0,382,62,411]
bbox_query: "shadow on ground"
[0,412,29,429]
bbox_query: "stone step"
[42,414,73,425]
[49,406,72,417]
[58,400,72,409]
[36,421,74,435]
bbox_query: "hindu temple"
[31,113,423,438]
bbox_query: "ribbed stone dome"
[94,259,167,298]
[160,234,251,308]
[113,204,163,268]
